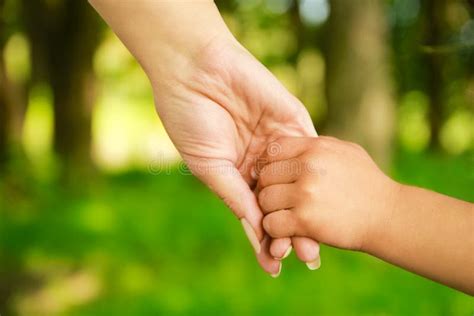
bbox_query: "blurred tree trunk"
[0,49,8,171]
[48,1,99,180]
[0,0,9,171]
[290,0,305,63]
[290,1,326,127]
[423,0,446,150]
[22,0,100,182]
[323,0,395,169]
[0,64,9,170]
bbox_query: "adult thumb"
[187,158,282,274]
[187,158,263,254]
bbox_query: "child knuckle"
[258,187,269,204]
[296,209,314,234]
[259,166,271,186]
[300,181,317,197]
[263,214,279,236]
[311,136,335,152]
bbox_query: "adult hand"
[153,35,321,274]
[90,0,320,275]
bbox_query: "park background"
[0,0,473,314]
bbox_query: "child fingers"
[258,137,313,166]
[258,159,302,188]
[258,184,296,214]
[292,237,320,263]
[270,237,292,260]
[263,210,297,238]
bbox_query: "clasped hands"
[88,0,405,282]
[91,0,474,292]
[154,37,322,277]
[158,36,391,277]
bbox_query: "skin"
[88,0,320,275]
[258,136,474,295]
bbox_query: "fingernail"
[306,257,321,270]
[271,262,282,278]
[274,246,292,260]
[240,218,261,254]
[282,246,292,259]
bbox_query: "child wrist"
[361,180,403,254]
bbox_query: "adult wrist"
[143,2,236,85]
[90,0,235,85]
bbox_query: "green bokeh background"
[1,0,473,314]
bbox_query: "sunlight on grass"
[78,201,116,233]
[118,263,155,294]
[15,269,101,316]
[5,160,473,315]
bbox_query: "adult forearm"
[89,0,233,84]
[367,184,474,294]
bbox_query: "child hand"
[257,136,474,293]
[257,136,398,251]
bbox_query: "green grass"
[1,151,473,315]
